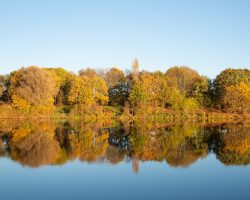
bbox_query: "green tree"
[0,74,11,102]
[129,81,145,108]
[105,68,128,106]
[190,76,211,107]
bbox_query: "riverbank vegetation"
[0,59,250,120]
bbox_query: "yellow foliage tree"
[67,75,94,105]
[222,82,250,114]
[79,68,109,105]
[8,67,58,112]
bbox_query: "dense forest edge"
[0,59,249,121]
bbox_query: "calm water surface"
[0,120,250,200]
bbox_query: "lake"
[0,120,250,200]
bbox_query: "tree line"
[0,59,250,116]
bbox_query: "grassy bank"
[0,104,243,122]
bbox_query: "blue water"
[1,121,250,200]
[1,154,250,200]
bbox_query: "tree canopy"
[7,67,58,110]
[0,64,250,116]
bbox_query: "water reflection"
[1,120,250,171]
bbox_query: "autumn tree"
[7,67,58,110]
[190,76,211,107]
[0,75,5,98]
[132,58,139,82]
[136,71,168,107]
[79,68,109,105]
[47,68,73,106]
[129,81,145,109]
[222,82,250,114]
[166,66,199,96]
[214,68,250,111]
[105,67,128,106]
[129,71,160,109]
[129,70,199,112]
[67,74,94,105]
[165,66,211,109]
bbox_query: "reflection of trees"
[0,137,7,157]
[0,121,211,169]
[165,139,206,167]
[106,146,126,164]
[164,127,209,167]
[129,125,209,168]
[1,120,250,170]
[215,124,250,165]
[10,131,60,167]
[64,127,109,162]
[8,122,60,167]
[107,128,129,164]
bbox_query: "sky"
[0,0,250,78]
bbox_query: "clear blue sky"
[0,0,250,78]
